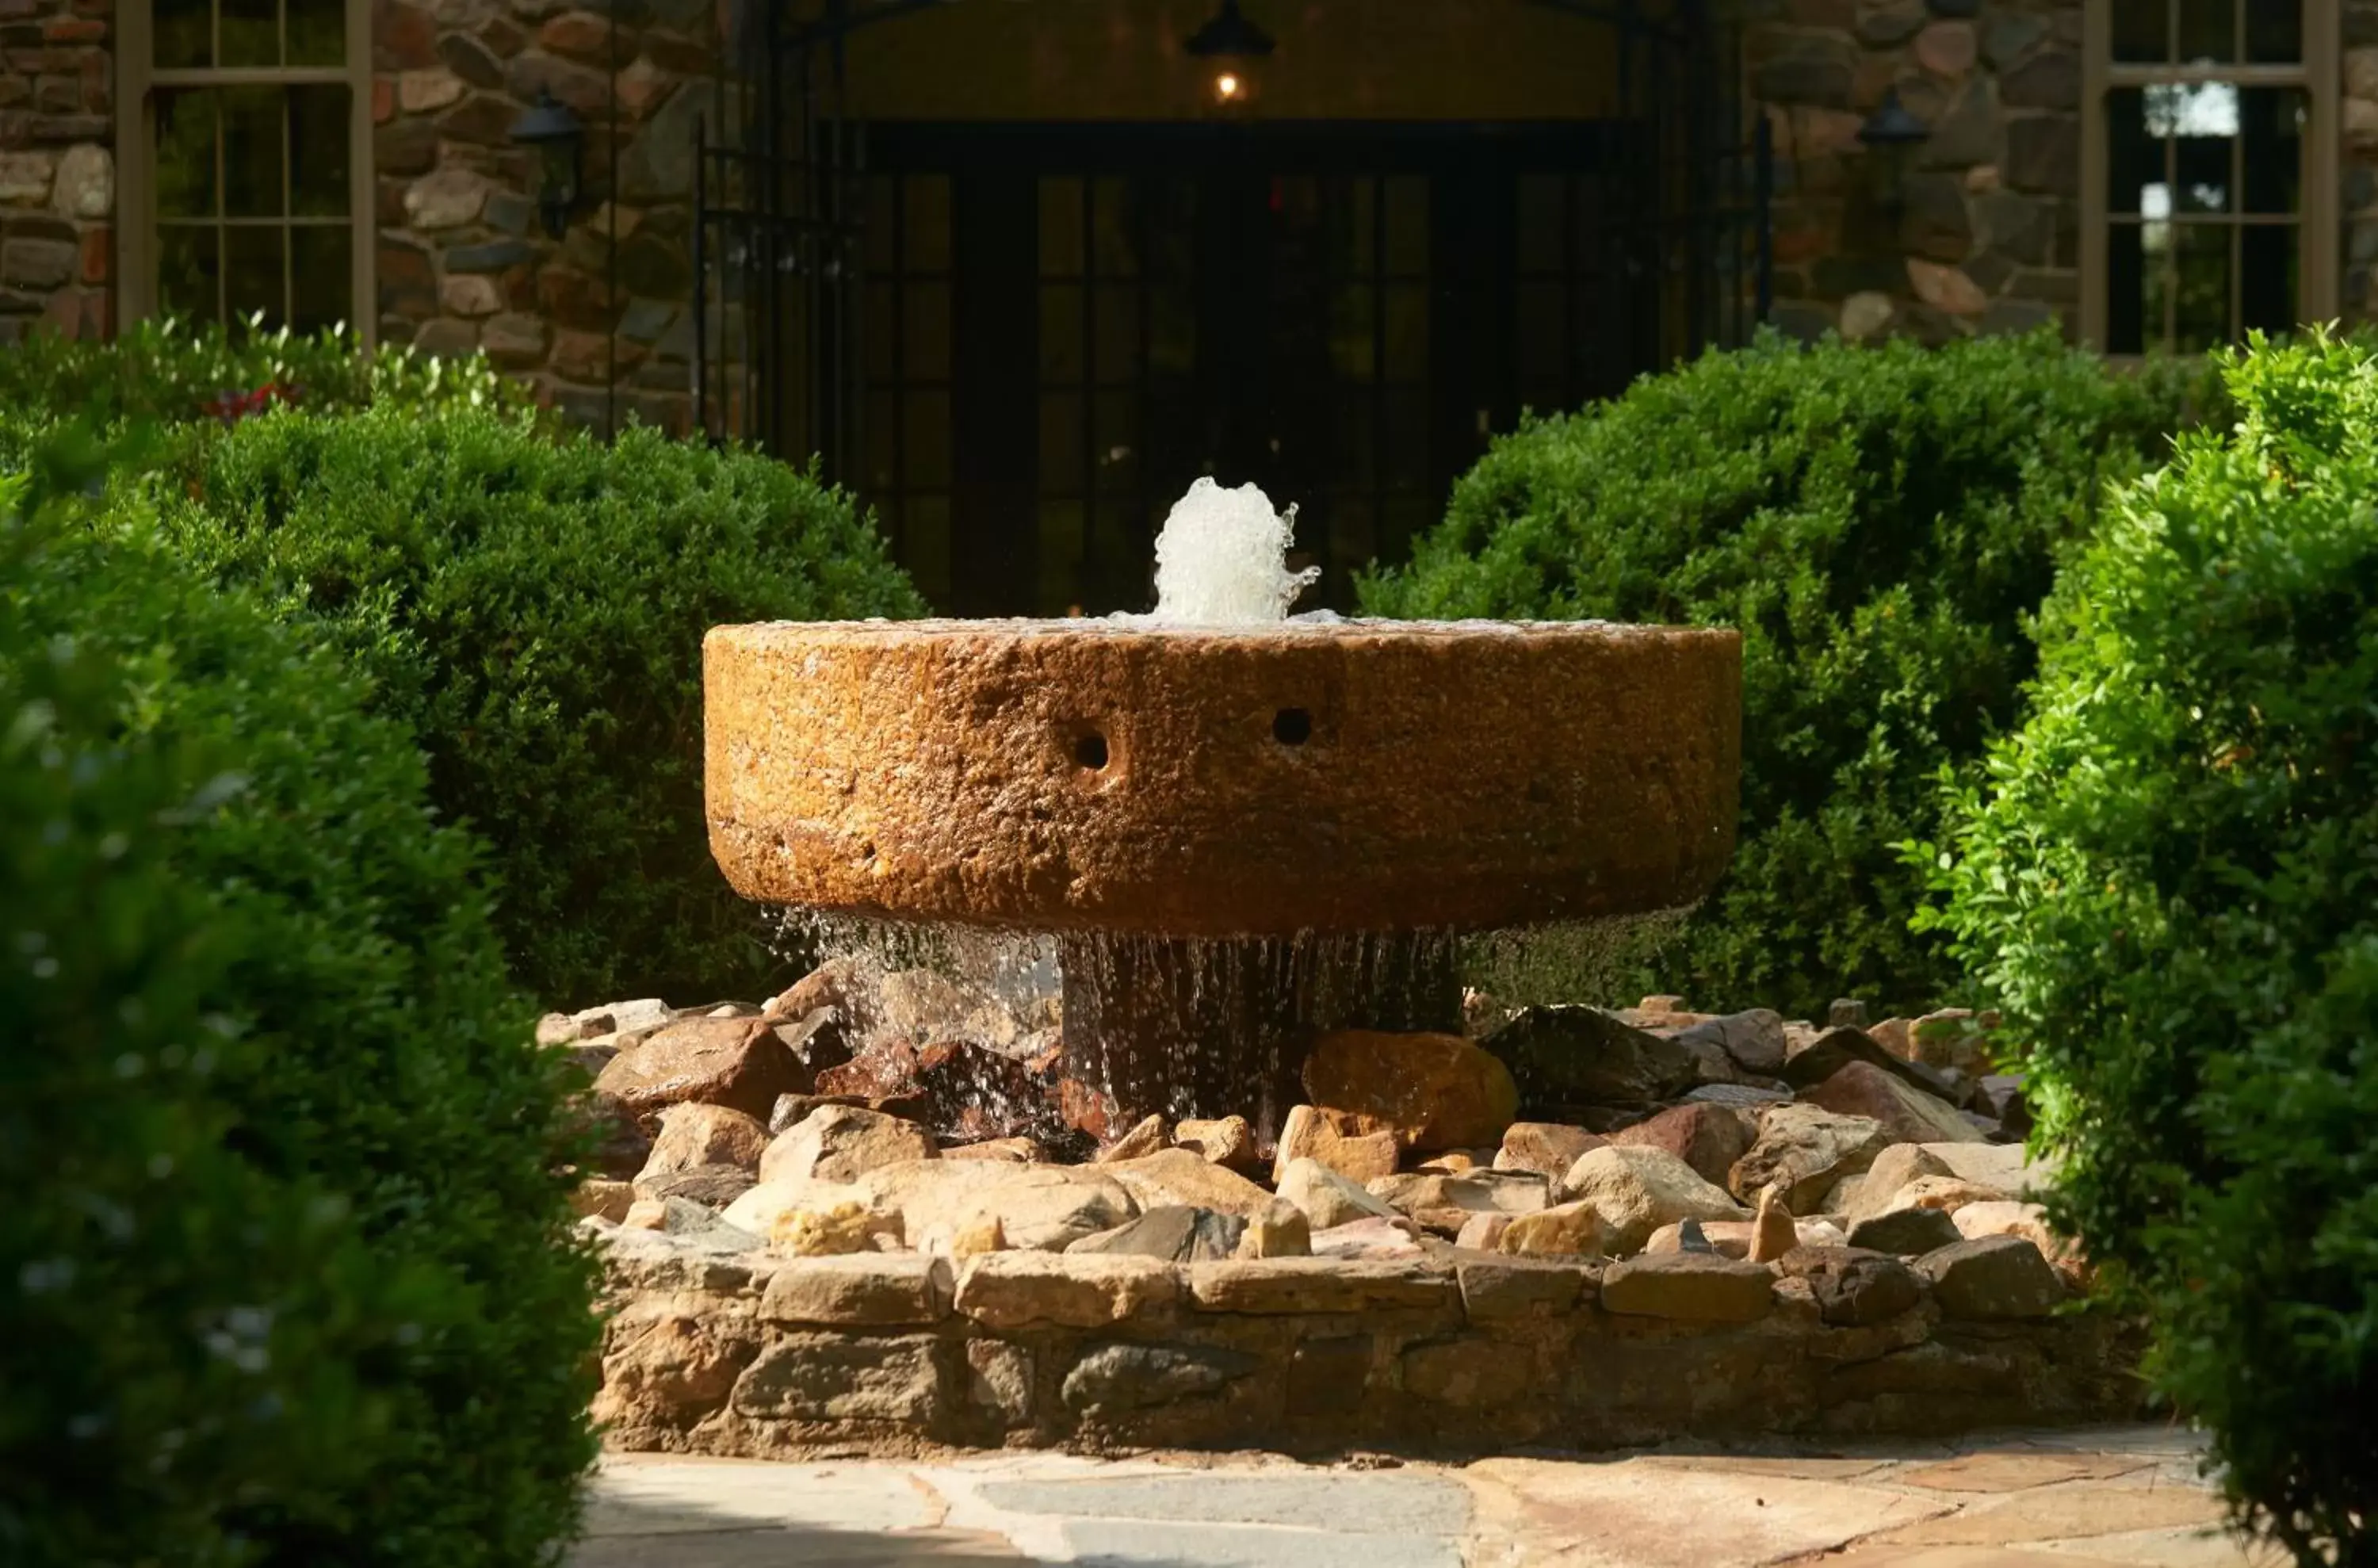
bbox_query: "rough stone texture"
[1070,1205,1246,1263]
[1237,1197,1312,1259]
[1600,1252,1775,1321]
[1484,1005,1703,1112]
[705,621,1741,937]
[1279,1156,1403,1230]
[1495,1121,1607,1181]
[1302,1030,1519,1152]
[1558,1145,1748,1253]
[639,1102,770,1179]
[593,1018,812,1122]
[1275,1104,1405,1186]
[1921,1235,2066,1319]
[1802,1060,1986,1145]
[757,1104,935,1185]
[1605,1103,1753,1187]
[1103,1146,1275,1218]
[1496,1200,1607,1257]
[1749,2,2084,342]
[1847,1203,1963,1256]
[1729,1103,1896,1212]
[0,0,110,345]
[593,1227,2143,1456]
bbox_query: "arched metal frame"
[692,0,1773,522]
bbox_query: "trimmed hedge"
[0,455,598,1565]
[1362,330,2213,1017]
[1919,333,2378,1564]
[160,400,926,1004]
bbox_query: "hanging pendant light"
[1185,0,1274,105]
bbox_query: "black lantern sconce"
[508,90,583,239]
[1184,0,1275,107]
[1856,86,1931,220]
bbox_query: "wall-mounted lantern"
[509,90,584,239]
[1184,0,1275,107]
[1856,87,1930,218]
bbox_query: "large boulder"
[636,1101,770,1180]
[1102,1147,1275,1218]
[759,1104,937,1185]
[1606,1103,1754,1187]
[1728,1104,1894,1210]
[1069,1206,1246,1264]
[592,1015,812,1121]
[1780,1024,1968,1105]
[722,1161,1134,1253]
[1644,1216,1845,1257]
[1919,1139,2061,1196]
[1558,1145,1748,1254]
[1494,1121,1606,1181]
[1802,1060,1985,1145]
[1834,1143,1955,1220]
[1300,1030,1518,1152]
[1482,1005,1700,1111]
[1496,1201,1608,1257]
[1952,1200,2088,1287]
[1845,1204,1963,1256]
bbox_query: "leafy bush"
[162,400,926,1004]
[1917,331,2378,1563]
[1362,329,2214,1016]
[0,457,598,1566]
[0,316,526,437]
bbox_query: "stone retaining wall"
[592,1244,2143,1459]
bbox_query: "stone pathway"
[572,1425,2281,1568]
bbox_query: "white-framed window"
[114,0,375,340]
[2081,0,2339,353]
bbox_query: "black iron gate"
[696,0,1772,609]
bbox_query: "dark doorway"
[860,123,1686,616]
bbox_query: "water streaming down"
[1120,476,1321,625]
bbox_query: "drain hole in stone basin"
[1272,707,1313,746]
[1073,732,1111,771]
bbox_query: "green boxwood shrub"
[1917,332,2378,1564]
[1,459,598,1566]
[160,401,926,1004]
[0,317,525,437]
[1361,330,2213,1017]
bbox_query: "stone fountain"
[703,480,1742,1142]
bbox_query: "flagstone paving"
[572,1425,2278,1568]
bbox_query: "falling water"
[1116,476,1320,625]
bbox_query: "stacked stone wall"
[0,0,112,343]
[1747,0,2083,344]
[593,1245,2146,1459]
[372,0,711,432]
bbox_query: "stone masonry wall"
[0,0,112,344]
[591,1242,2145,1459]
[1747,0,2083,345]
[373,0,713,433]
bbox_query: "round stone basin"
[704,617,1741,939]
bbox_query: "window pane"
[1037,500,1083,614]
[1039,391,1084,494]
[1092,178,1137,278]
[290,224,350,333]
[1094,389,1137,496]
[225,224,285,329]
[2242,88,2304,215]
[2240,224,2297,336]
[904,389,950,488]
[1384,176,1428,278]
[903,176,950,273]
[864,176,897,272]
[219,0,277,67]
[1344,177,1377,278]
[1516,278,1566,385]
[287,0,342,65]
[1330,281,1375,381]
[1038,178,1084,279]
[221,86,285,218]
[2175,123,2230,213]
[2176,0,2232,62]
[2110,0,2165,62]
[862,280,895,383]
[904,280,950,380]
[1383,283,1426,382]
[288,86,349,217]
[2247,1,2303,63]
[2107,88,2156,216]
[159,224,221,323]
[155,0,212,68]
[1094,288,1139,384]
[1517,175,1565,273]
[863,388,897,491]
[904,494,951,609]
[155,89,218,219]
[2172,224,2230,353]
[1038,282,1084,381]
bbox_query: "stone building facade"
[6,1,2376,438]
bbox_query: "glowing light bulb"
[1215,71,1242,101]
